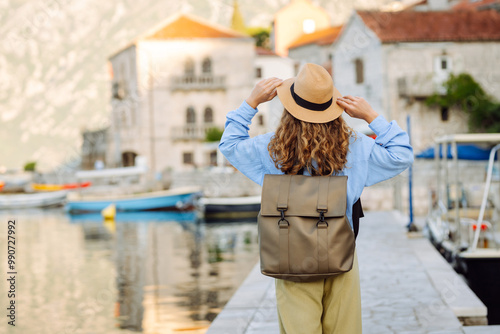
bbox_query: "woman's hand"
[246,77,283,109]
[336,96,379,124]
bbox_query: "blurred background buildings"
[0,0,393,172]
[2,0,500,212]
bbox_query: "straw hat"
[276,63,343,123]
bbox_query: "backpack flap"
[260,174,347,218]
[258,173,354,282]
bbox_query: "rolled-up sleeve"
[218,101,267,185]
[365,115,414,186]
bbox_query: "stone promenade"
[207,211,500,334]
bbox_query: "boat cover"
[416,144,498,160]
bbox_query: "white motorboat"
[0,190,68,209]
[426,133,500,324]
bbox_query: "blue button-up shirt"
[219,101,414,228]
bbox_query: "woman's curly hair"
[268,109,352,176]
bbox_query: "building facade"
[287,26,343,73]
[252,47,296,134]
[108,14,295,175]
[108,14,257,174]
[332,10,500,150]
[81,128,108,170]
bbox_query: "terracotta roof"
[357,10,500,43]
[288,26,343,49]
[453,0,500,11]
[144,14,246,40]
[255,47,278,56]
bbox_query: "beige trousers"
[275,251,361,334]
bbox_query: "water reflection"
[0,210,258,334]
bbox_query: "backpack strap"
[277,175,292,274]
[352,198,363,239]
[317,178,329,212]
[296,167,363,239]
[277,175,292,210]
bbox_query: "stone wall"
[332,13,385,134]
[383,41,500,152]
[170,159,491,219]
[170,167,262,198]
[362,159,490,216]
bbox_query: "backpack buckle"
[317,210,328,227]
[278,209,289,227]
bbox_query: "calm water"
[0,209,259,334]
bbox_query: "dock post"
[407,115,415,231]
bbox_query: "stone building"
[287,25,343,74]
[252,47,296,134]
[108,13,294,175]
[81,128,108,170]
[271,0,331,57]
[108,14,256,174]
[332,9,500,150]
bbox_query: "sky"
[0,0,390,172]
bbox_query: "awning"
[416,144,496,160]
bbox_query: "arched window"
[257,114,264,126]
[202,57,212,74]
[184,58,195,76]
[186,107,196,124]
[204,107,213,123]
[122,151,137,167]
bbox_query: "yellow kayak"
[32,184,64,191]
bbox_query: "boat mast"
[452,140,462,246]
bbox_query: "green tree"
[246,26,271,49]
[426,73,500,132]
[205,127,224,142]
[24,161,36,172]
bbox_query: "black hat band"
[290,83,333,112]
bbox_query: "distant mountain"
[0,0,390,171]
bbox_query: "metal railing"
[171,124,215,140]
[171,75,226,91]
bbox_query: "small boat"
[0,190,68,209]
[68,210,199,223]
[66,186,202,214]
[0,176,31,193]
[426,133,500,325]
[75,166,146,179]
[32,181,92,191]
[198,196,261,220]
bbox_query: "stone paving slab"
[410,238,486,322]
[206,264,276,334]
[208,211,497,334]
[463,326,500,333]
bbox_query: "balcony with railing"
[171,124,215,141]
[171,75,226,91]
